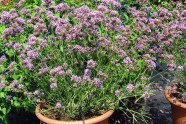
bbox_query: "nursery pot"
[35,104,114,124]
[164,90,186,124]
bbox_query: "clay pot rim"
[164,89,186,109]
[35,104,114,124]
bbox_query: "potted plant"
[125,1,186,123]
[164,61,186,124]
[164,51,186,124]
[160,3,186,124]
[0,0,154,124]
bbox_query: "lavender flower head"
[115,90,121,96]
[0,82,6,89]
[50,83,57,89]
[27,50,39,59]
[9,80,18,89]
[144,91,150,99]
[84,69,91,76]
[182,92,186,102]
[87,59,97,68]
[33,90,40,95]
[93,78,103,88]
[56,102,62,109]
[18,84,25,90]
[126,84,135,92]
[71,75,82,83]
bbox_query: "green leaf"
[34,0,39,4]
[13,101,20,107]
[0,25,5,34]
[1,108,6,115]
[0,92,5,98]
[4,87,10,92]
[6,49,14,57]
[60,46,64,52]
[12,74,20,80]
[123,13,129,22]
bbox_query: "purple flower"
[20,8,30,16]
[123,57,132,65]
[171,86,177,93]
[46,11,53,19]
[58,70,65,76]
[28,35,37,46]
[38,67,48,76]
[50,66,62,76]
[55,102,62,109]
[71,75,82,83]
[18,84,24,90]
[145,60,156,69]
[33,90,40,95]
[83,76,91,82]
[0,55,6,64]
[177,66,184,71]
[115,90,121,96]
[42,0,53,7]
[27,63,35,71]
[141,76,147,81]
[93,78,103,88]
[101,0,121,8]
[144,91,150,99]
[62,63,68,68]
[27,50,39,59]
[176,2,183,8]
[66,69,72,75]
[50,83,57,89]
[36,99,41,103]
[167,62,176,72]
[126,84,135,92]
[84,69,91,76]
[172,97,177,104]
[0,82,6,89]
[16,17,26,26]
[0,11,10,23]
[9,80,18,89]
[117,50,126,58]
[55,3,70,13]
[182,93,186,102]
[87,59,97,68]
[8,61,16,69]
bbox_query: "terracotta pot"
[1,0,11,5]
[35,104,114,124]
[164,90,186,124]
